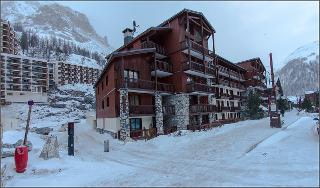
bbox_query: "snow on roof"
[66,54,102,70]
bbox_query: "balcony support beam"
[155,92,164,135]
[119,88,131,142]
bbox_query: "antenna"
[132,20,139,34]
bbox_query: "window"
[102,100,104,109]
[106,76,108,86]
[130,118,142,131]
[187,76,193,83]
[102,81,104,90]
[124,70,139,82]
[130,95,140,105]
[107,97,109,107]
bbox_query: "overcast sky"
[57,1,319,70]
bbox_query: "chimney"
[122,28,134,45]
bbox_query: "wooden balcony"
[190,104,216,114]
[230,107,241,112]
[119,78,175,94]
[186,82,214,94]
[222,106,230,112]
[141,41,167,56]
[129,105,155,116]
[181,40,212,56]
[163,105,175,116]
[183,61,215,78]
[151,60,173,77]
[220,93,229,99]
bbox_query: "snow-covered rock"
[39,135,59,160]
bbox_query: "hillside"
[276,41,319,96]
[1,1,113,57]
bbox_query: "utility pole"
[269,53,281,128]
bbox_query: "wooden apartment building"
[95,9,266,140]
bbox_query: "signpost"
[268,53,281,128]
[68,122,74,156]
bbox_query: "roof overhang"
[94,48,156,87]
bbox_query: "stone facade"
[155,92,164,134]
[163,94,190,130]
[208,94,215,123]
[119,88,130,141]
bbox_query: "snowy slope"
[67,54,102,70]
[276,41,319,96]
[1,1,114,55]
[282,41,319,67]
[2,110,319,186]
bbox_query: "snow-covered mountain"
[276,41,319,96]
[1,1,113,54]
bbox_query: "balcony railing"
[230,107,241,112]
[119,78,175,93]
[151,60,173,73]
[129,105,155,115]
[182,61,215,76]
[190,104,216,113]
[163,105,175,115]
[186,82,214,93]
[222,106,230,111]
[181,40,212,55]
[141,41,167,56]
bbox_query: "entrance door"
[130,118,142,138]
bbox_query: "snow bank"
[67,54,102,69]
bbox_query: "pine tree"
[277,98,288,117]
[20,31,28,54]
[244,90,264,119]
[301,98,313,112]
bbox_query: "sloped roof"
[158,8,216,32]
[237,57,266,71]
[216,54,247,72]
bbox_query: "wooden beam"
[187,12,191,65]
[154,53,157,91]
[202,21,211,32]
[189,15,200,20]
[201,16,205,70]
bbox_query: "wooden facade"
[95,9,266,140]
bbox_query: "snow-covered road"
[3,110,319,187]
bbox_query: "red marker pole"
[15,100,33,173]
